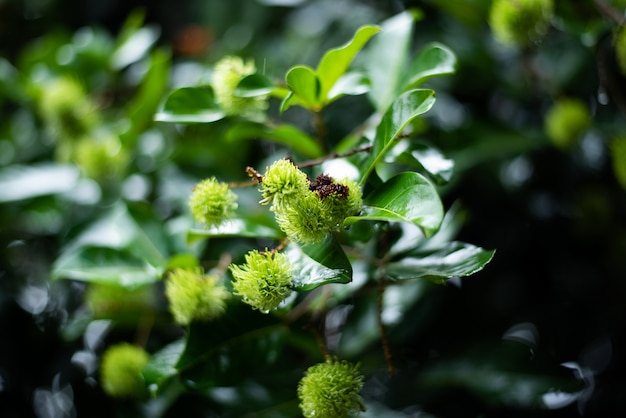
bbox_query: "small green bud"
[189,177,238,227]
[298,357,365,418]
[165,267,230,325]
[615,27,626,76]
[100,343,149,399]
[610,136,626,190]
[545,98,590,149]
[211,56,268,119]
[260,158,310,206]
[258,160,364,244]
[273,172,363,244]
[229,250,293,312]
[37,76,99,140]
[275,190,331,244]
[73,134,129,182]
[489,0,554,47]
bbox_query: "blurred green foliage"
[1,1,626,417]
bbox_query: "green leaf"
[361,89,436,183]
[155,87,225,123]
[386,242,495,283]
[51,204,167,288]
[365,10,417,112]
[327,72,370,103]
[316,25,380,101]
[0,164,80,203]
[283,65,320,111]
[110,25,160,69]
[0,57,26,102]
[121,48,171,146]
[403,42,457,89]
[416,342,585,409]
[234,73,275,98]
[393,144,454,185]
[187,218,284,243]
[346,172,443,237]
[225,122,323,158]
[51,247,164,288]
[176,309,287,388]
[143,339,186,390]
[287,234,353,291]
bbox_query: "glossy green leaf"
[155,87,225,123]
[365,10,417,112]
[176,309,287,388]
[166,253,200,270]
[51,204,167,288]
[0,164,80,203]
[327,72,371,103]
[316,25,380,100]
[403,42,457,89]
[361,89,436,183]
[143,339,185,390]
[287,235,353,291]
[283,65,320,111]
[121,48,171,145]
[234,73,275,98]
[393,144,454,185]
[386,242,495,283]
[187,218,284,243]
[416,342,585,409]
[225,122,323,158]
[346,172,443,237]
[51,247,164,288]
[110,25,160,69]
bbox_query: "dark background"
[1,0,625,417]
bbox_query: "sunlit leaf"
[403,42,457,89]
[51,204,167,288]
[155,87,225,123]
[365,10,417,112]
[51,247,164,288]
[122,48,170,145]
[360,89,436,183]
[0,164,80,203]
[327,72,371,103]
[386,242,495,283]
[287,235,352,291]
[110,25,160,69]
[317,25,380,101]
[393,144,454,185]
[234,73,275,97]
[283,65,320,111]
[346,172,443,237]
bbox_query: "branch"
[593,0,626,25]
[377,278,395,376]
[298,145,373,168]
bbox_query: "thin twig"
[298,145,373,169]
[377,278,394,376]
[596,35,626,118]
[261,237,290,255]
[134,311,155,349]
[593,0,626,25]
[313,111,327,152]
